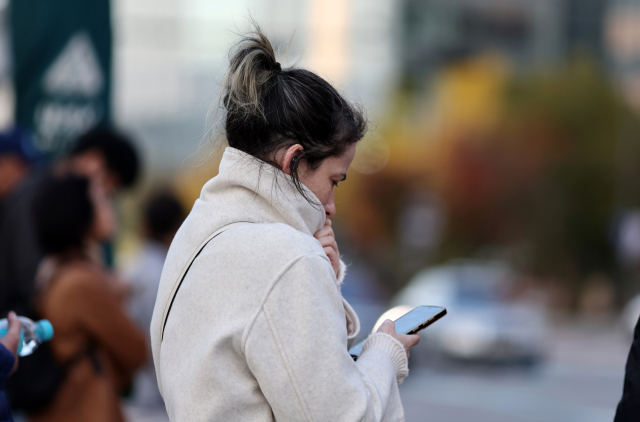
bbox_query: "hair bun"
[222,22,279,117]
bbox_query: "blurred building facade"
[401,0,610,86]
[606,0,640,110]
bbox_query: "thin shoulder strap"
[160,221,250,340]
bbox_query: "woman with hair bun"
[150,24,419,421]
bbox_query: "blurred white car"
[392,260,546,364]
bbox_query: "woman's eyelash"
[333,181,339,187]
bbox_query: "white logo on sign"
[42,31,104,96]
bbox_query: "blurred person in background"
[150,25,419,421]
[0,312,21,421]
[0,126,140,318]
[0,126,40,220]
[0,127,139,414]
[125,191,185,409]
[30,174,145,422]
[615,313,640,421]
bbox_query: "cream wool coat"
[150,147,409,421]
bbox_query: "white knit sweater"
[150,147,409,421]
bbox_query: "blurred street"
[401,320,629,422]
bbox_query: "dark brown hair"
[70,126,140,189]
[33,174,93,254]
[144,191,185,242]
[221,23,366,200]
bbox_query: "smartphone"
[349,305,447,360]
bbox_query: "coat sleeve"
[0,344,14,421]
[0,343,14,387]
[243,254,408,422]
[64,276,147,372]
[615,314,640,421]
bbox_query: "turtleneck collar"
[200,147,326,236]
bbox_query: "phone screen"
[393,305,446,334]
[348,305,446,359]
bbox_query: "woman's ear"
[279,144,304,175]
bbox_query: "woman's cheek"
[320,186,333,205]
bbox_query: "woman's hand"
[0,311,22,375]
[376,320,420,357]
[314,219,340,277]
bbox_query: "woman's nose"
[324,202,336,218]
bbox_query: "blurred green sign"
[11,0,112,156]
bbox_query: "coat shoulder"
[218,222,324,260]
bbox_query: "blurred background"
[2,0,640,421]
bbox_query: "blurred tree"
[339,54,640,302]
[438,56,640,299]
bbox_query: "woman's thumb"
[6,311,22,348]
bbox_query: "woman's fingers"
[6,312,21,346]
[400,334,420,357]
[314,225,334,240]
[324,247,339,268]
[320,239,339,267]
[375,319,421,357]
[314,219,340,276]
[377,320,395,335]
[324,246,337,260]
[318,236,338,252]
[403,333,420,348]
[314,228,339,255]
[1,311,22,374]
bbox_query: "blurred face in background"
[0,154,28,198]
[67,150,120,196]
[88,180,116,243]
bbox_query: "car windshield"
[454,265,508,305]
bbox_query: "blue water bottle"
[0,317,54,356]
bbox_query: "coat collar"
[201,147,326,236]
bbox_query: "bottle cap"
[35,320,54,342]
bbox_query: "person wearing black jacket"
[615,314,640,421]
[0,312,22,422]
[0,126,40,224]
